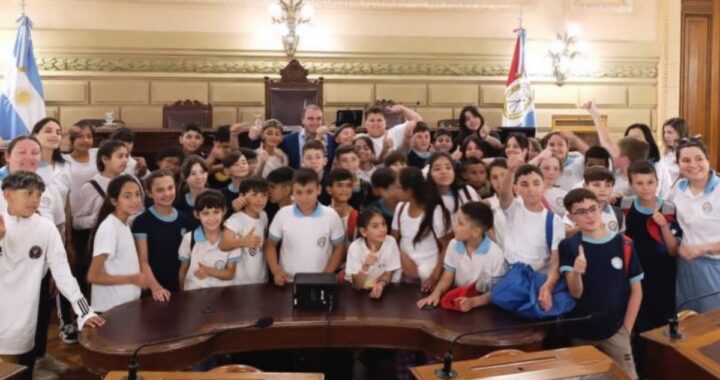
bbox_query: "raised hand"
[239,228,262,249]
[574,245,587,274]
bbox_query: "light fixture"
[548,23,585,86]
[269,0,313,58]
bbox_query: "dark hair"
[663,118,689,142]
[181,155,209,180]
[195,189,226,212]
[157,146,185,163]
[239,147,258,162]
[145,169,175,191]
[267,167,295,184]
[7,135,41,156]
[262,119,283,134]
[514,164,544,183]
[293,167,320,186]
[302,139,326,155]
[461,135,491,160]
[357,207,386,232]
[214,125,231,143]
[353,135,376,156]
[585,146,611,168]
[540,131,568,150]
[301,104,323,120]
[628,160,658,182]
[69,121,96,147]
[488,157,508,172]
[563,188,598,212]
[334,123,356,143]
[625,124,660,162]
[370,167,397,189]
[462,157,487,172]
[583,166,615,185]
[383,150,407,167]
[238,176,269,195]
[221,150,245,168]
[364,106,385,120]
[412,122,431,136]
[328,168,354,186]
[91,175,142,251]
[507,133,529,150]
[1,171,45,193]
[109,127,136,144]
[460,201,493,232]
[676,137,709,162]
[334,144,358,161]
[31,117,65,164]
[434,127,453,141]
[618,137,650,164]
[182,123,203,135]
[457,105,485,144]
[96,140,127,172]
[398,166,435,245]
[427,151,463,212]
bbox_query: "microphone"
[434,314,594,379]
[667,290,720,340]
[121,317,274,380]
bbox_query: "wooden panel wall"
[681,0,720,168]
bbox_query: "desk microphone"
[120,317,274,380]
[434,314,595,379]
[667,290,720,340]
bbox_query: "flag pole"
[19,0,26,16]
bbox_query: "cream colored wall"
[0,0,671,138]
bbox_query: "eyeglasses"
[677,136,704,148]
[571,205,599,216]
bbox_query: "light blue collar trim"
[185,192,195,207]
[582,232,615,245]
[633,197,663,215]
[453,236,491,256]
[564,156,577,166]
[292,202,323,218]
[39,160,49,168]
[149,206,178,222]
[0,166,8,181]
[677,171,720,194]
[193,227,207,243]
[227,182,239,194]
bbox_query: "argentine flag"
[501,28,536,128]
[0,15,45,140]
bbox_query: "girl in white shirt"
[483,159,508,249]
[354,136,376,184]
[537,154,568,217]
[427,152,479,218]
[661,117,689,184]
[174,155,209,219]
[87,175,145,312]
[537,131,589,191]
[31,118,68,198]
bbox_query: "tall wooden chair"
[162,99,212,129]
[264,59,323,128]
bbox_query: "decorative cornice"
[35,54,657,79]
[568,0,633,14]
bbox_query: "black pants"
[71,228,92,297]
[33,273,52,359]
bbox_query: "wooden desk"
[94,128,213,168]
[411,346,630,380]
[0,362,26,380]
[104,371,322,380]
[81,284,546,374]
[641,309,720,380]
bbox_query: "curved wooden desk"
[80,284,546,373]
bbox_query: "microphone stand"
[667,290,720,340]
[434,314,594,379]
[121,317,274,380]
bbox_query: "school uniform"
[362,123,407,160]
[391,202,446,280]
[563,203,625,236]
[484,194,507,250]
[224,211,269,285]
[557,152,585,191]
[543,187,568,217]
[73,174,112,230]
[443,237,507,291]
[0,211,97,355]
[407,150,431,169]
[256,148,288,178]
[661,151,680,184]
[667,173,720,312]
[179,227,241,290]
[357,166,376,184]
[344,236,402,286]
[60,149,99,220]
[268,203,345,280]
[503,198,565,273]
[91,214,142,312]
[441,185,480,215]
[131,207,191,292]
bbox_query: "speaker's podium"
[411,346,630,380]
[642,309,720,380]
[104,372,322,380]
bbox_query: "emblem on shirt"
[703,202,713,213]
[29,245,43,259]
[317,237,328,248]
[608,221,619,232]
[214,260,227,269]
[248,247,262,257]
[40,194,51,208]
[555,197,564,207]
[611,257,623,270]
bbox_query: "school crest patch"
[214,260,226,269]
[317,237,328,248]
[703,202,713,214]
[608,221,619,232]
[611,257,623,270]
[29,246,43,259]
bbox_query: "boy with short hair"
[156,146,185,184]
[220,150,250,215]
[370,167,401,227]
[207,125,233,189]
[560,188,643,379]
[334,144,373,209]
[266,168,345,286]
[564,167,625,236]
[178,190,240,290]
[265,167,294,223]
[433,128,454,153]
[326,168,359,242]
[383,150,407,173]
[179,123,205,157]
[461,158,491,198]
[406,122,433,169]
[302,140,331,205]
[0,172,104,374]
[220,177,269,285]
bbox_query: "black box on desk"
[293,273,337,310]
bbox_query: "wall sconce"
[548,23,585,86]
[269,0,313,58]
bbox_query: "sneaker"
[35,354,70,374]
[32,368,59,380]
[59,323,78,344]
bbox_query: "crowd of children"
[1,101,719,380]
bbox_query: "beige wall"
[0,0,672,138]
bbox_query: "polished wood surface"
[681,0,720,169]
[104,371,323,380]
[94,127,212,167]
[411,345,630,380]
[0,362,26,380]
[80,284,546,374]
[641,309,720,380]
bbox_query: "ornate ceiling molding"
[35,54,657,79]
[567,0,633,14]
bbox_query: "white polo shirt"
[562,203,624,235]
[60,149,99,217]
[268,203,345,280]
[391,202,446,280]
[667,173,720,259]
[91,213,142,312]
[443,237,507,290]
[502,198,565,273]
[345,236,402,286]
[179,227,241,290]
[224,211,268,285]
[363,122,407,159]
[73,174,111,230]
[0,211,96,355]
[662,150,680,184]
[441,185,480,214]
[544,187,568,217]
[557,152,585,191]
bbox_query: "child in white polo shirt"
[417,202,506,312]
[345,208,401,298]
[179,190,240,290]
[564,167,625,237]
[0,172,104,373]
[266,168,346,286]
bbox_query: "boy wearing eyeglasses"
[559,188,643,380]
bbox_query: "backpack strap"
[190,229,197,251]
[545,210,555,251]
[347,208,359,241]
[397,202,407,238]
[461,186,471,205]
[619,197,634,219]
[622,235,633,276]
[89,179,105,198]
[612,205,625,231]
